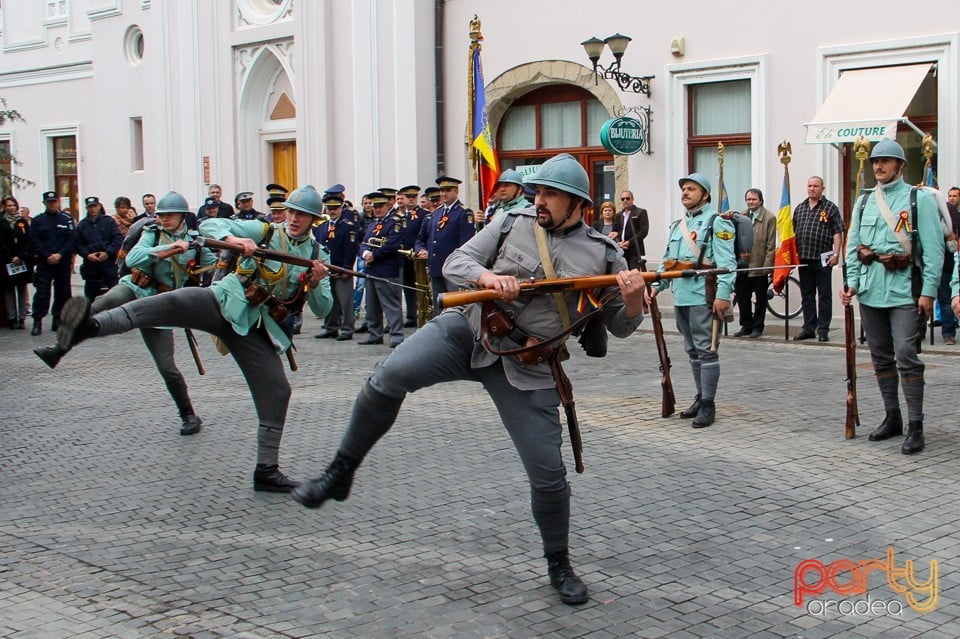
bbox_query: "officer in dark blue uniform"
[358,192,404,347]
[265,184,289,223]
[29,191,76,335]
[313,192,360,341]
[396,185,426,328]
[415,176,474,312]
[75,196,122,301]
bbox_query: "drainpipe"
[434,0,445,175]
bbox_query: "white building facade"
[1,0,958,252]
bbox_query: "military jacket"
[444,207,643,391]
[362,213,403,278]
[399,207,427,251]
[847,178,943,307]
[123,224,217,298]
[654,205,736,306]
[423,199,475,276]
[314,215,359,269]
[488,195,528,227]
[76,214,123,260]
[200,218,333,353]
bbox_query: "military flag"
[772,141,798,294]
[468,16,498,209]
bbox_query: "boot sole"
[254,481,301,493]
[560,593,590,605]
[56,297,90,350]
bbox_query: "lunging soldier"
[844,140,943,454]
[51,186,333,491]
[292,153,646,605]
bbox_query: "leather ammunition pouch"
[576,314,608,358]
[858,245,911,271]
[661,258,697,272]
[130,268,173,293]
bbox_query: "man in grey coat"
[734,188,778,337]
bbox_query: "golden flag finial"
[778,140,792,166]
[921,133,935,164]
[469,15,482,44]
[717,141,725,167]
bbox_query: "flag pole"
[776,140,793,340]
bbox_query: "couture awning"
[804,63,931,144]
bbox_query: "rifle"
[184,329,205,375]
[843,290,859,439]
[194,237,423,294]
[439,266,788,308]
[648,298,676,417]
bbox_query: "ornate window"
[46,0,68,20]
[687,79,751,210]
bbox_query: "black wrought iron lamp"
[581,33,653,96]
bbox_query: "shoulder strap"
[534,224,572,335]
[488,212,520,268]
[695,213,718,269]
[910,187,921,264]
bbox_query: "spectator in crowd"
[593,201,617,237]
[1,194,32,328]
[113,196,136,237]
[733,188,777,338]
[76,196,122,301]
[28,190,75,335]
[614,190,649,270]
[197,184,234,220]
[792,176,842,342]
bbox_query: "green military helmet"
[870,138,907,163]
[678,172,712,194]
[283,184,324,217]
[156,191,191,214]
[495,168,524,187]
[527,153,592,204]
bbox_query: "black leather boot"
[545,550,588,605]
[901,421,924,454]
[57,297,99,350]
[253,464,300,493]
[31,319,42,336]
[33,343,68,369]
[692,399,716,428]
[291,451,359,508]
[180,414,203,436]
[679,395,702,418]
[868,409,903,441]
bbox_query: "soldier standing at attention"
[846,140,943,454]
[313,192,359,341]
[396,185,426,328]
[35,191,218,436]
[644,173,736,428]
[50,186,333,492]
[357,192,405,347]
[293,154,646,606]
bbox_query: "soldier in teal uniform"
[846,139,943,454]
[484,169,528,225]
[51,186,334,491]
[645,173,736,428]
[35,191,218,435]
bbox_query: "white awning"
[804,63,931,145]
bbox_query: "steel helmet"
[870,139,907,163]
[155,191,191,214]
[495,169,524,187]
[283,185,324,217]
[678,172,712,194]
[526,153,592,204]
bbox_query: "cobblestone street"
[2,301,958,638]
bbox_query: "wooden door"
[272,141,297,190]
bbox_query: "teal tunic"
[653,205,737,306]
[122,225,218,298]
[845,178,943,307]
[200,218,333,353]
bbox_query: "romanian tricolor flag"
[772,160,798,294]
[470,34,498,209]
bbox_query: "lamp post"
[581,33,653,96]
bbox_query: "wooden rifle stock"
[439,267,740,308]
[843,288,859,439]
[649,298,676,417]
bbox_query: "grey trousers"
[94,287,292,465]
[859,303,925,422]
[675,304,720,401]
[323,275,356,335]
[365,277,404,344]
[92,284,195,417]
[354,310,570,551]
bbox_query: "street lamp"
[580,33,653,96]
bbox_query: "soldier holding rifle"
[45,186,333,491]
[843,139,943,454]
[292,153,646,606]
[644,173,736,428]
[35,191,218,435]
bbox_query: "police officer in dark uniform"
[396,185,426,327]
[29,191,76,335]
[314,192,359,341]
[358,192,404,347]
[415,176,474,312]
[233,191,268,221]
[75,196,123,301]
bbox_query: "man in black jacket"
[76,196,122,301]
[28,191,76,335]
